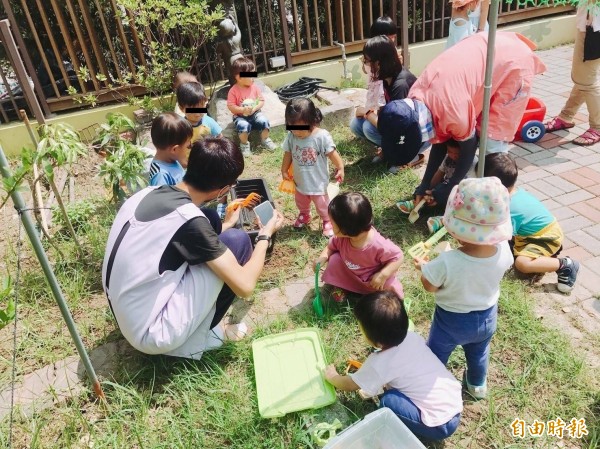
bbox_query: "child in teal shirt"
[483,153,580,293]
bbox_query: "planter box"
[230,178,276,252]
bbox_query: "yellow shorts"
[513,220,563,259]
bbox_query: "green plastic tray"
[252,328,337,418]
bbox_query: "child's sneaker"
[293,213,311,229]
[331,287,347,303]
[216,202,227,219]
[427,216,444,234]
[240,142,251,156]
[262,137,277,151]
[396,199,414,214]
[322,220,334,238]
[463,371,487,400]
[556,256,580,293]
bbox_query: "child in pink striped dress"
[313,192,404,302]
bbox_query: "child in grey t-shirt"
[281,98,344,238]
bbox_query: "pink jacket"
[409,32,547,143]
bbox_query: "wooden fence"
[0,0,574,123]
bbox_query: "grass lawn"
[1,122,598,448]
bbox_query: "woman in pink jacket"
[384,32,546,209]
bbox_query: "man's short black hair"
[328,192,373,237]
[151,112,193,151]
[176,82,207,108]
[184,137,244,192]
[354,291,409,348]
[483,152,518,189]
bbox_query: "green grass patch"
[0,121,597,448]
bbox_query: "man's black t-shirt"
[135,186,227,274]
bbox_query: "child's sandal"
[331,288,348,303]
[427,216,444,234]
[396,199,415,214]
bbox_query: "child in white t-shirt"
[281,97,344,237]
[324,291,463,441]
[415,177,514,400]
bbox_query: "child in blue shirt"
[149,113,192,186]
[176,81,223,143]
[483,153,580,293]
[148,113,223,232]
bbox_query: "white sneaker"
[463,371,487,400]
[240,142,251,156]
[262,137,277,151]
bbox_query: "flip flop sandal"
[544,116,575,132]
[573,128,600,146]
[396,199,415,214]
[388,154,426,174]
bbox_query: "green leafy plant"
[98,139,149,204]
[0,276,15,331]
[52,199,98,234]
[116,0,223,112]
[94,112,137,154]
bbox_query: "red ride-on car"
[514,97,547,143]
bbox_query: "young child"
[314,192,404,302]
[397,139,462,233]
[483,152,580,293]
[176,81,223,143]
[416,177,514,399]
[148,114,224,232]
[281,97,344,237]
[226,57,276,156]
[148,112,193,186]
[173,71,199,116]
[446,0,489,49]
[324,291,463,441]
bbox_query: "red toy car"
[513,97,546,143]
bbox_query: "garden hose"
[273,77,339,102]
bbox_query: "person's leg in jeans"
[427,306,459,365]
[234,116,252,151]
[462,305,497,387]
[200,207,222,235]
[209,228,253,328]
[350,117,382,146]
[380,390,460,440]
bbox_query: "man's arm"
[206,211,284,298]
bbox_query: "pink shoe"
[293,213,311,229]
[322,220,334,238]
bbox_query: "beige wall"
[0,15,576,157]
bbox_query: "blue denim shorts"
[233,111,270,134]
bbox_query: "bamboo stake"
[0,143,105,402]
[19,110,48,234]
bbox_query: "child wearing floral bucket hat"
[415,177,514,400]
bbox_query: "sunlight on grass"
[0,121,598,449]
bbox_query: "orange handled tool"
[226,192,261,212]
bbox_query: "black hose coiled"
[273,77,338,102]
